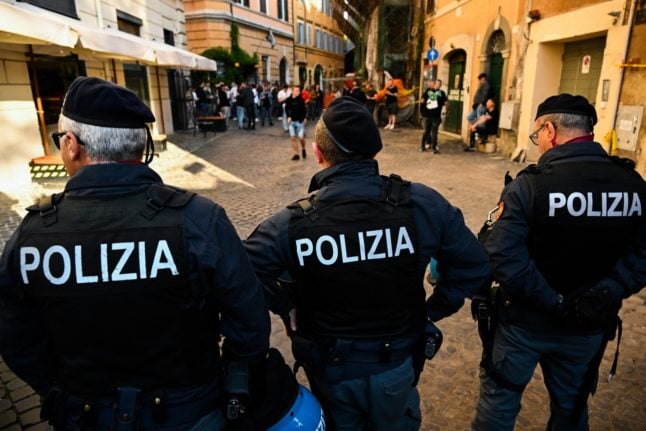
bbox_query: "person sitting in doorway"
[466,98,498,152]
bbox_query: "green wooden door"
[489,53,503,104]
[445,51,465,133]
[559,37,606,103]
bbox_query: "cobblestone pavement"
[0,122,644,430]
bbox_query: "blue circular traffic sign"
[426,48,439,61]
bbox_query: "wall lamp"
[526,9,541,23]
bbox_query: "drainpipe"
[28,45,50,156]
[609,0,637,151]
[155,66,166,134]
[292,0,297,84]
[95,0,103,28]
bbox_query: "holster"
[40,386,69,429]
[472,288,525,393]
[291,333,322,374]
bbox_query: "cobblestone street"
[0,123,644,430]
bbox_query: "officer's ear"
[312,142,324,165]
[64,132,84,161]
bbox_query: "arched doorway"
[314,64,323,88]
[279,58,287,85]
[486,30,505,104]
[298,65,307,86]
[444,50,466,133]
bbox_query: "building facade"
[293,0,345,90]
[517,0,636,163]
[421,0,645,177]
[421,0,528,152]
[0,0,215,187]
[185,0,295,84]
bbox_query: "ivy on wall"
[192,23,258,85]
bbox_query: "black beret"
[62,76,155,128]
[478,73,487,79]
[321,96,382,155]
[535,93,597,126]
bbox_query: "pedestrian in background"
[285,86,307,161]
[420,79,447,153]
[278,84,292,133]
[0,76,270,430]
[365,82,378,117]
[473,94,646,431]
[384,78,399,130]
[245,96,490,430]
[216,82,230,129]
[466,98,498,152]
[259,82,274,127]
[466,73,493,126]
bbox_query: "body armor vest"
[524,157,645,296]
[288,175,425,340]
[16,184,221,397]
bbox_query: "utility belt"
[292,335,416,370]
[42,381,222,431]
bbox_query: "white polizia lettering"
[19,240,179,286]
[548,192,642,217]
[294,227,415,266]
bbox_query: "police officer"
[0,77,270,430]
[473,94,646,430]
[244,96,490,430]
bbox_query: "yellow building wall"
[620,21,646,178]
[293,0,345,87]
[0,44,42,189]
[424,0,524,144]
[530,0,613,19]
[185,0,295,83]
[519,0,628,161]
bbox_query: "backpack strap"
[380,174,411,214]
[26,193,65,227]
[292,195,320,222]
[140,184,195,220]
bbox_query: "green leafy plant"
[192,23,258,85]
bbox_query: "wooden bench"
[194,115,226,137]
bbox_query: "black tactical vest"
[15,184,221,397]
[524,156,645,295]
[287,175,425,340]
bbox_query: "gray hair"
[59,114,146,162]
[540,113,593,134]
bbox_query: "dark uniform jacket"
[484,142,646,333]
[244,159,490,329]
[0,163,270,396]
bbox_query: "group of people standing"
[419,72,499,154]
[0,75,644,431]
[193,81,325,133]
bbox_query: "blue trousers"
[473,323,603,431]
[467,104,487,124]
[309,356,421,431]
[237,106,246,129]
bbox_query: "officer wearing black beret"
[0,77,270,430]
[245,96,491,430]
[473,94,646,430]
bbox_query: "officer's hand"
[552,294,570,319]
[574,286,621,328]
[280,308,298,337]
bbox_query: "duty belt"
[51,382,221,430]
[292,334,416,370]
